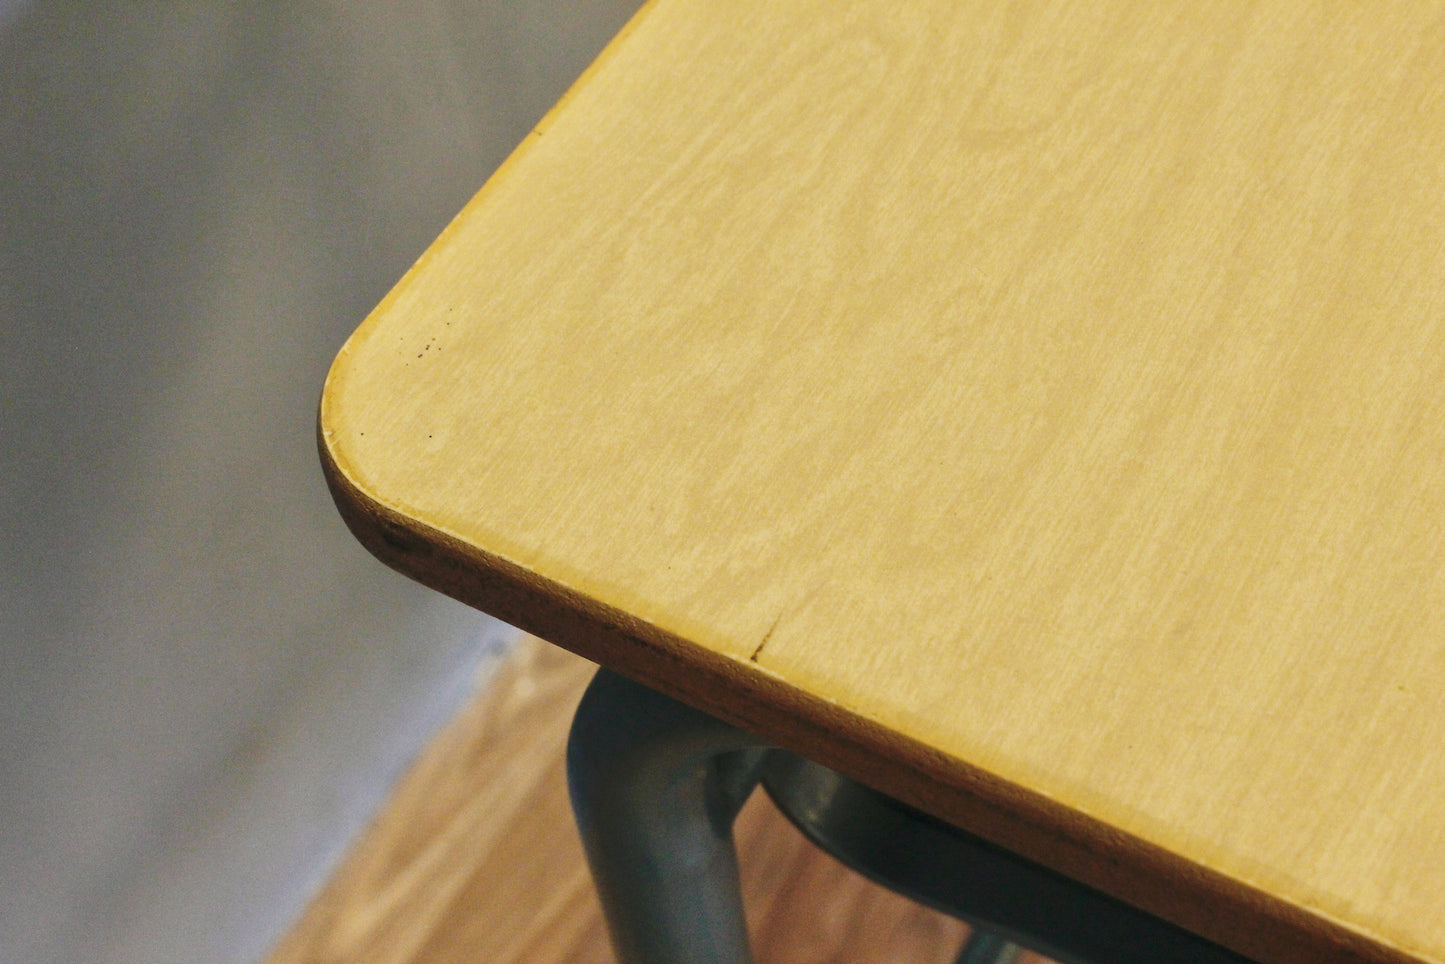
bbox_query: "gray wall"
[0,3,640,962]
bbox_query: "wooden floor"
[267,636,1049,963]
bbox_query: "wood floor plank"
[266,635,1045,963]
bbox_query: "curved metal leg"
[955,930,1022,964]
[568,670,1257,964]
[567,669,770,964]
[760,754,1256,964]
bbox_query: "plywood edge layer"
[316,412,1414,964]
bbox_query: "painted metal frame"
[568,668,1256,964]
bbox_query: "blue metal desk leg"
[567,669,1022,964]
[955,932,1023,964]
[566,668,769,964]
[567,669,1257,964]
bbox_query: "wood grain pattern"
[265,636,1013,964]
[319,2,1445,962]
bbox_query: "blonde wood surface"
[319,2,1445,962]
[266,636,1009,964]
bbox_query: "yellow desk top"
[320,2,1445,961]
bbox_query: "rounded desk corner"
[317,384,404,572]
[315,343,443,596]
